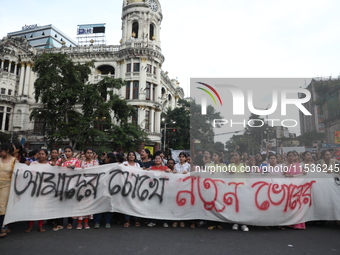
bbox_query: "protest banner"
[4,163,340,225]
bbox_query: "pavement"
[0,219,339,255]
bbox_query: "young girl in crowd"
[123,151,140,168]
[12,142,27,164]
[81,148,99,168]
[202,150,212,164]
[317,150,340,174]
[57,146,81,169]
[56,146,81,230]
[284,151,306,230]
[47,148,65,231]
[206,151,226,230]
[122,151,140,227]
[300,151,315,173]
[228,151,249,232]
[25,149,49,233]
[206,151,227,173]
[74,148,99,230]
[93,153,117,229]
[293,151,301,164]
[241,152,249,165]
[139,149,154,169]
[247,156,260,173]
[49,148,59,166]
[172,152,191,228]
[0,143,16,237]
[147,155,171,227]
[264,154,282,175]
[173,152,191,174]
[276,153,284,164]
[149,155,171,172]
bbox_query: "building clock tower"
[118,0,171,151]
[121,0,163,49]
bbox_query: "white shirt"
[122,161,141,168]
[174,162,191,173]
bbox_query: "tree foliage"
[225,114,268,154]
[161,98,223,153]
[31,52,148,151]
[297,130,325,147]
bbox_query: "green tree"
[31,52,148,151]
[297,130,325,147]
[162,99,190,150]
[161,98,223,154]
[225,114,268,154]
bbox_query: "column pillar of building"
[120,61,126,99]
[150,108,155,133]
[139,58,147,100]
[150,83,154,101]
[14,63,18,75]
[124,19,129,42]
[155,111,161,134]
[8,61,12,73]
[0,60,4,70]
[28,71,37,97]
[155,65,161,102]
[23,62,31,96]
[1,107,6,132]
[129,81,133,99]
[156,22,161,48]
[138,107,146,130]
[18,62,25,96]
[127,19,132,40]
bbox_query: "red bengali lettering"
[176,176,196,206]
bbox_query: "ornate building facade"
[0,0,184,150]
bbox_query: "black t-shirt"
[138,160,155,168]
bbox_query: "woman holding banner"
[284,151,306,229]
[25,149,49,233]
[74,148,99,230]
[0,143,17,237]
[228,151,249,232]
[122,151,141,227]
[56,146,81,230]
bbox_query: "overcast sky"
[1,0,340,97]
[1,0,339,141]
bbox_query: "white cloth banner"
[4,163,340,225]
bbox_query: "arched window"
[132,22,139,38]
[96,65,115,100]
[149,24,155,40]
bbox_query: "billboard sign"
[77,23,106,35]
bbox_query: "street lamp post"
[163,120,176,152]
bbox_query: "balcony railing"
[146,132,161,137]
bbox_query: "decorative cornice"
[117,48,164,64]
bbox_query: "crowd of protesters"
[1,142,340,237]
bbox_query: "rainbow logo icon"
[196,82,223,106]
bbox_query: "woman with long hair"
[0,143,16,237]
[122,151,141,227]
[12,141,27,164]
[284,151,306,229]
[25,149,49,233]
[56,146,81,230]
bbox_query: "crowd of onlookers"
[1,142,340,237]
